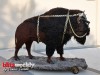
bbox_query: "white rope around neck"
[61,11,87,43]
[61,11,70,43]
[37,12,87,43]
[68,18,87,38]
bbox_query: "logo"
[2,62,35,72]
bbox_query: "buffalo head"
[69,11,90,45]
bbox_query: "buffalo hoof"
[14,56,20,61]
[59,57,66,61]
[29,55,34,59]
[47,59,54,64]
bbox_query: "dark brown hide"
[14,7,90,63]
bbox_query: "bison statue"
[14,7,90,63]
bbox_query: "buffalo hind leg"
[25,39,34,59]
[56,45,65,61]
[46,45,55,64]
[14,41,24,60]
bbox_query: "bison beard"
[14,7,90,63]
[74,36,86,45]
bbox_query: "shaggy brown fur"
[14,7,90,63]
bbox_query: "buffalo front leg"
[56,45,65,61]
[46,45,55,64]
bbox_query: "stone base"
[8,56,88,71]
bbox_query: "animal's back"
[15,22,37,45]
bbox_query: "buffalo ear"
[74,36,86,45]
